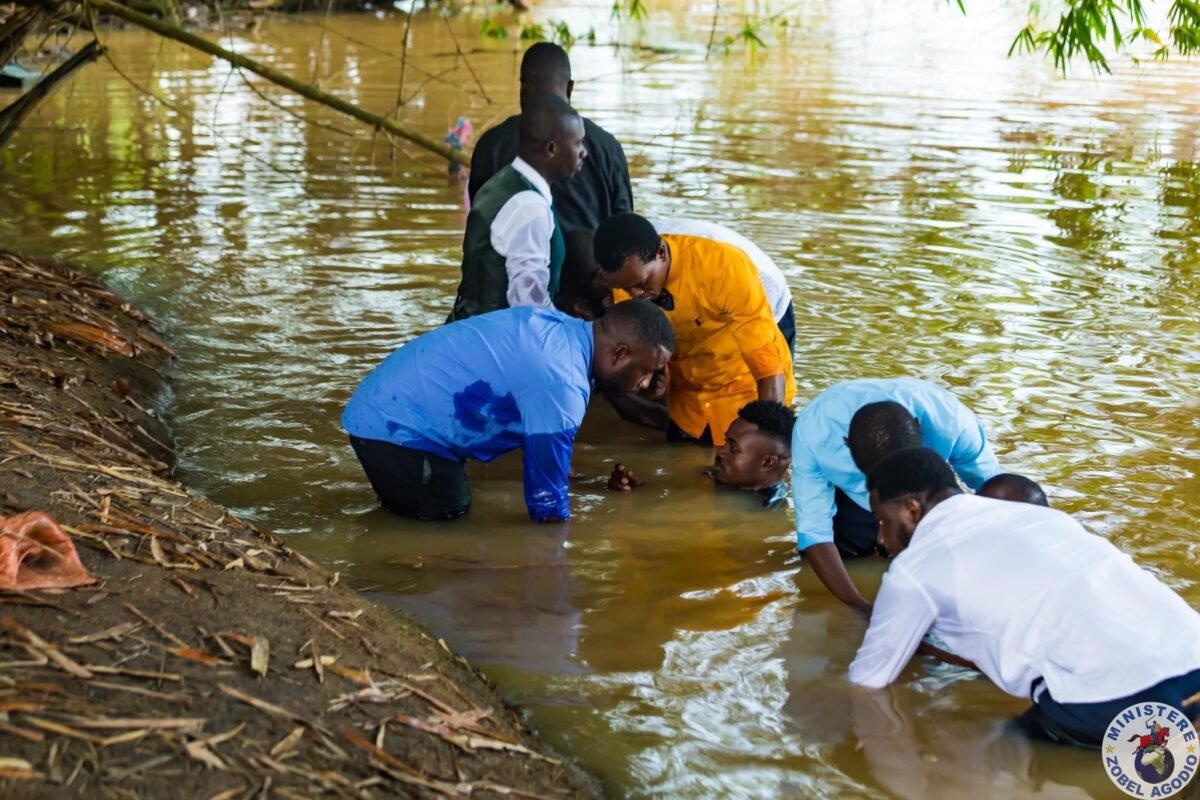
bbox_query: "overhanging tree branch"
[83,0,470,166]
[0,38,104,148]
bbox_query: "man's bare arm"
[804,542,871,613]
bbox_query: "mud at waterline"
[0,250,600,799]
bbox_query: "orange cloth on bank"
[615,234,795,445]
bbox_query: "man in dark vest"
[467,42,632,233]
[450,93,587,322]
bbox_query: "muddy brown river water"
[2,2,1199,796]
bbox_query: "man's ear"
[761,454,780,472]
[657,241,668,262]
[611,341,630,364]
[566,79,575,100]
[903,496,924,523]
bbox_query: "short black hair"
[867,447,960,503]
[847,401,920,474]
[979,473,1049,507]
[738,401,796,447]
[604,298,675,353]
[518,93,579,145]
[520,42,572,86]
[593,213,661,272]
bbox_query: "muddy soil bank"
[0,251,601,799]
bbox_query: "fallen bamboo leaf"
[269,726,306,757]
[0,755,38,780]
[65,716,206,730]
[327,609,364,621]
[68,621,137,644]
[0,616,93,679]
[184,739,227,770]
[310,640,324,684]
[22,716,104,743]
[0,721,45,742]
[99,728,151,747]
[325,662,371,685]
[217,683,300,722]
[251,637,269,678]
[339,728,462,794]
[223,557,244,571]
[92,680,190,704]
[86,665,182,682]
[169,647,220,667]
[393,715,558,763]
[150,536,167,567]
[292,656,339,670]
[432,708,493,728]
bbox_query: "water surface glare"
[2,1,1199,796]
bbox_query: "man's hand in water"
[608,463,644,492]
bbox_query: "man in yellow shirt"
[594,212,795,446]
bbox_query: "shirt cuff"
[742,341,787,382]
[796,527,834,551]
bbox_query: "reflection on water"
[2,1,1199,796]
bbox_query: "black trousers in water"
[1016,667,1200,748]
[833,488,884,558]
[348,435,470,521]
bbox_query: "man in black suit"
[468,43,633,233]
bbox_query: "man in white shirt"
[851,447,1200,747]
[450,93,587,321]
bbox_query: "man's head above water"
[845,400,921,476]
[591,299,674,398]
[593,213,670,302]
[867,447,962,556]
[518,93,587,184]
[710,401,796,490]
[978,473,1049,507]
[519,42,573,106]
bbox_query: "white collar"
[511,157,553,205]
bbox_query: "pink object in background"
[0,511,97,591]
[444,116,475,209]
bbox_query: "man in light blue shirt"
[343,301,673,522]
[791,378,1001,610]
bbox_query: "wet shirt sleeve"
[517,383,587,522]
[849,565,937,689]
[708,248,788,381]
[792,435,838,551]
[946,413,1001,491]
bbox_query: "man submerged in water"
[977,472,1049,506]
[608,400,795,509]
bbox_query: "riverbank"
[0,251,600,799]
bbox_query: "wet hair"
[520,42,572,89]
[593,213,661,272]
[978,473,1049,507]
[738,401,796,447]
[603,298,675,353]
[867,447,961,504]
[518,93,580,146]
[847,401,920,474]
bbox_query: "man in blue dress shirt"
[343,301,674,523]
[791,378,1002,611]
